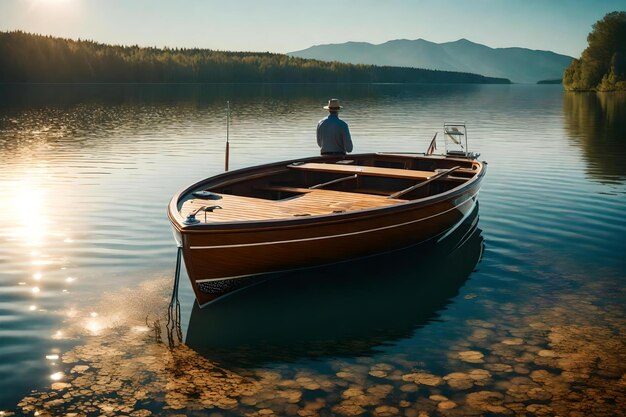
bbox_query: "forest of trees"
[537,79,562,84]
[563,11,626,91]
[0,31,509,84]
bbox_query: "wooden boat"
[168,123,487,307]
[185,205,483,364]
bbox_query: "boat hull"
[179,184,480,307]
[185,205,483,363]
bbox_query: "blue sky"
[0,0,623,57]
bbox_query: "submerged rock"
[458,351,484,363]
[465,391,511,414]
[401,372,443,386]
[373,405,400,416]
[331,403,366,416]
[443,372,474,390]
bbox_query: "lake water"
[0,84,625,416]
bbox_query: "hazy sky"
[0,0,623,57]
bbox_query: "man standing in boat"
[317,99,353,156]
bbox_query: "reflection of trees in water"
[563,92,626,182]
[0,83,483,154]
[0,83,479,108]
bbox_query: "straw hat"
[323,98,343,111]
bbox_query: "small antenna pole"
[225,101,230,172]
[426,132,437,155]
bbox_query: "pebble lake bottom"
[0,84,624,415]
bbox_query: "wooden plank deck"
[180,188,406,223]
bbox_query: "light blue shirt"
[316,114,353,154]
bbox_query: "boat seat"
[257,186,315,194]
[257,186,395,196]
[288,162,438,180]
[258,186,405,201]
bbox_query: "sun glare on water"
[0,178,50,247]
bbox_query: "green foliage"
[563,11,626,91]
[0,31,509,84]
[537,79,562,84]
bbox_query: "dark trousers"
[321,152,346,155]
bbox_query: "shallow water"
[0,84,624,415]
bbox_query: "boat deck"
[181,188,407,223]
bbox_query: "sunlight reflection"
[85,319,102,335]
[45,354,59,361]
[132,325,150,332]
[29,305,37,311]
[40,279,172,344]
[33,272,42,281]
[49,372,64,381]
[31,286,40,294]
[4,180,50,247]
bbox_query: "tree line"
[0,31,509,84]
[563,11,626,91]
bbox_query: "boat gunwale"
[167,153,486,232]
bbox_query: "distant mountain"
[289,38,574,84]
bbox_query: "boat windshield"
[444,122,469,157]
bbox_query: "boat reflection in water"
[186,205,483,366]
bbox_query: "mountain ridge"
[289,38,573,83]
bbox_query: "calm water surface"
[0,84,624,415]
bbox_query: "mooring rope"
[166,247,183,347]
